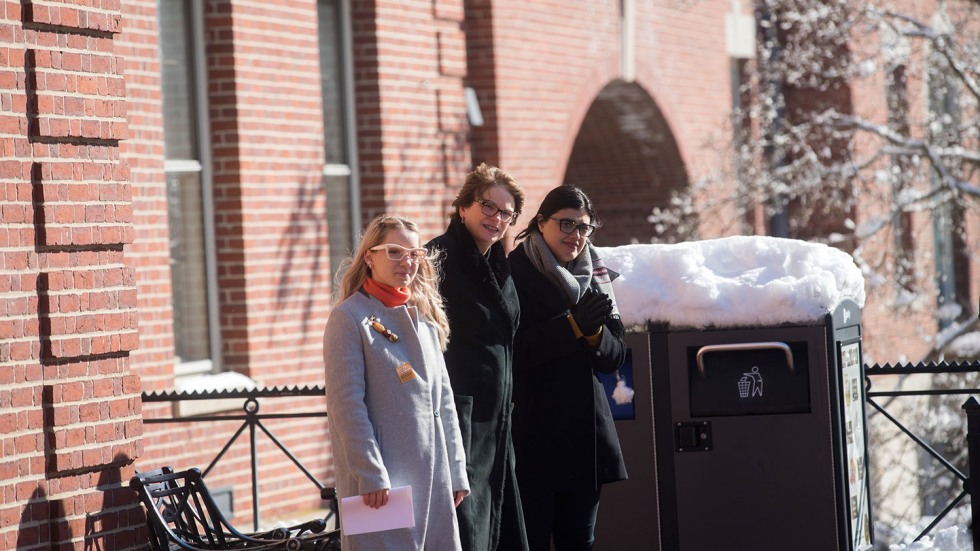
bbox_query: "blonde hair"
[336,214,451,350]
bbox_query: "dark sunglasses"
[548,217,596,237]
[477,200,518,225]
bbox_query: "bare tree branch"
[881,9,980,103]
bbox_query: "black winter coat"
[509,244,629,492]
[427,219,528,551]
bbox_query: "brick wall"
[354,0,471,237]
[121,0,339,524]
[204,0,330,380]
[116,0,478,527]
[466,0,735,241]
[0,0,145,548]
[116,0,173,395]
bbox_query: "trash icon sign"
[738,366,763,398]
[688,343,809,417]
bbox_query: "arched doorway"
[563,80,692,245]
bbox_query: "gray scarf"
[524,232,591,304]
[523,233,620,319]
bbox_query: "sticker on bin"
[738,366,764,398]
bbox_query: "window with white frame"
[160,0,221,375]
[318,0,359,281]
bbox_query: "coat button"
[434,411,440,417]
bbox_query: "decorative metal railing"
[141,386,330,531]
[866,360,980,549]
[141,360,980,547]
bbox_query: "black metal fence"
[866,360,980,549]
[140,386,330,531]
[140,359,980,547]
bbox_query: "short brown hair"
[450,163,526,223]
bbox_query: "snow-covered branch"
[880,9,980,103]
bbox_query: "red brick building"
[1,0,976,548]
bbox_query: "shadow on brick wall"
[16,486,64,549]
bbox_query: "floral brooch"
[368,315,399,343]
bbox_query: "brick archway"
[562,80,692,246]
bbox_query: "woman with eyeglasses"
[426,163,529,551]
[324,214,469,551]
[509,185,628,550]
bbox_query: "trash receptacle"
[595,299,872,550]
[659,298,872,550]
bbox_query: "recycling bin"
[595,299,872,551]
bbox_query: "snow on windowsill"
[174,371,258,417]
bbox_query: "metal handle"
[696,342,794,377]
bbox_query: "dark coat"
[427,219,528,551]
[509,244,629,492]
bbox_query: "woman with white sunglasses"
[324,214,469,550]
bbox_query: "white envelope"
[339,485,415,536]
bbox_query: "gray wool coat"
[323,290,470,551]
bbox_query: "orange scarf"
[363,278,411,307]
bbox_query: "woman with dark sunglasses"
[509,185,628,550]
[426,163,530,551]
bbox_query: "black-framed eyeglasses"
[370,244,427,263]
[548,217,596,237]
[477,200,518,225]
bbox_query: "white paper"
[339,486,415,536]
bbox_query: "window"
[160,0,220,375]
[926,32,969,329]
[885,62,914,295]
[318,0,359,283]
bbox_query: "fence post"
[963,396,980,551]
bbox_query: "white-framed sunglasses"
[370,244,427,263]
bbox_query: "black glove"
[570,287,613,337]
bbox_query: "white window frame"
[162,0,222,377]
[321,0,361,251]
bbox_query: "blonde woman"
[324,214,469,551]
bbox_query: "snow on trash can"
[593,236,873,551]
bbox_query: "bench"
[130,467,340,550]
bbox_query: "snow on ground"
[891,526,973,550]
[596,235,866,330]
[948,332,980,359]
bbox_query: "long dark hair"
[515,185,599,241]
